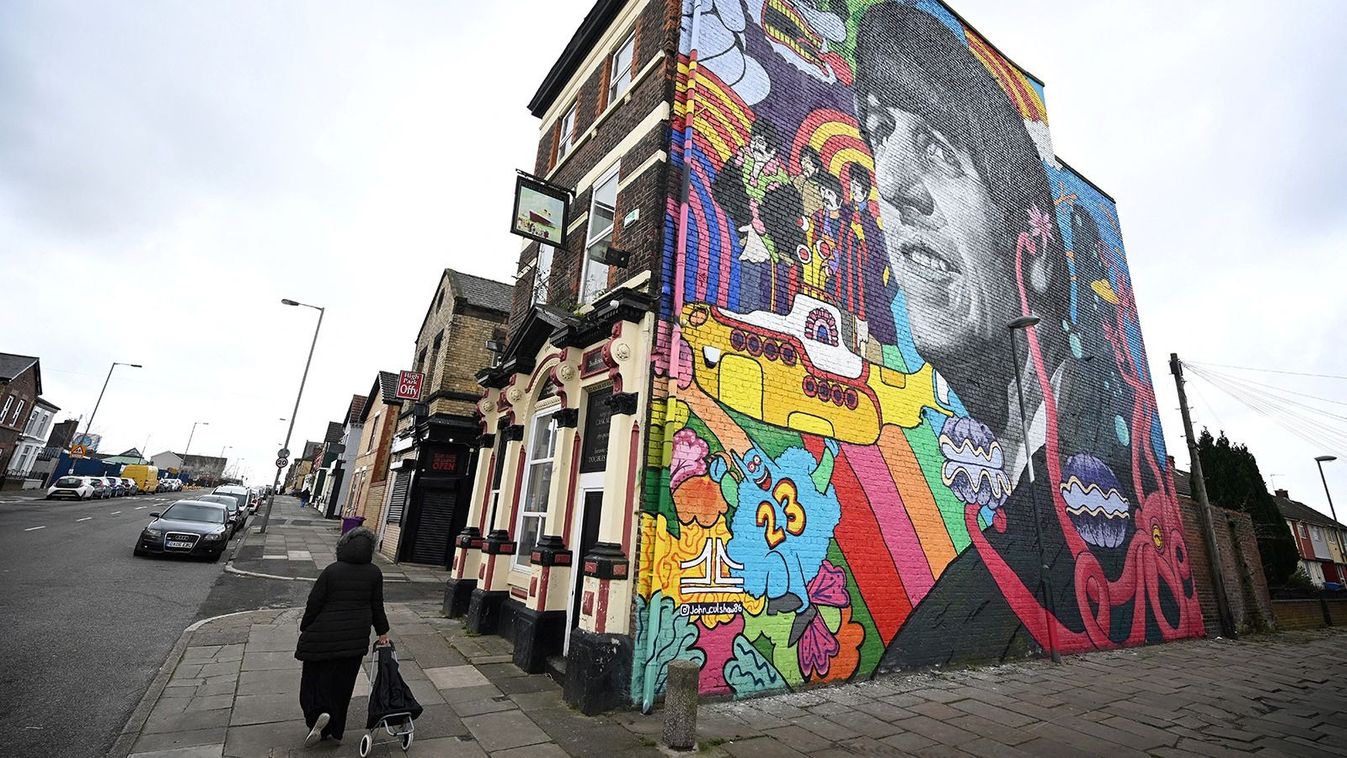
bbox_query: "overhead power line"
[1187,360,1347,382]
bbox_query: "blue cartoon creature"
[715,439,842,643]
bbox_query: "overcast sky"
[4,1,1346,517]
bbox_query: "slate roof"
[324,421,344,444]
[343,394,367,426]
[1274,491,1347,531]
[446,269,514,313]
[377,371,401,405]
[0,353,41,394]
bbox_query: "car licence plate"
[166,540,194,549]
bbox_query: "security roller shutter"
[386,471,411,524]
[408,488,457,565]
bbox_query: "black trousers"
[299,657,363,739]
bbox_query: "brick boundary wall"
[1272,598,1347,630]
[1177,496,1275,634]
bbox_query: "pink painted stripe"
[842,442,935,600]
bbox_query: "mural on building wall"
[635,0,1204,705]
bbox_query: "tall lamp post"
[1315,455,1342,556]
[259,298,325,534]
[69,361,141,474]
[1006,315,1060,663]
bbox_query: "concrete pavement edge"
[104,606,298,758]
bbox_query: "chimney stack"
[1275,488,1289,499]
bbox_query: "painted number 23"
[756,478,806,548]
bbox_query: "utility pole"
[1170,353,1237,638]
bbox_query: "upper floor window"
[557,103,578,161]
[368,412,380,451]
[0,396,11,426]
[581,167,619,304]
[11,400,24,426]
[417,348,427,374]
[532,245,554,305]
[436,288,445,312]
[608,33,636,105]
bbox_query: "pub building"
[442,0,675,713]
[445,293,654,713]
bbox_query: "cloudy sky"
[4,1,1346,516]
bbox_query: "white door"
[564,471,605,654]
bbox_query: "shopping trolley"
[358,641,420,756]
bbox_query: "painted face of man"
[801,152,819,177]
[750,135,773,163]
[820,185,840,211]
[863,95,1009,357]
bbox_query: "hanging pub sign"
[510,172,570,247]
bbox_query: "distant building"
[1273,488,1347,587]
[5,397,59,488]
[344,372,402,528]
[381,269,513,566]
[0,353,44,487]
[326,394,367,518]
[152,451,227,485]
[30,418,78,486]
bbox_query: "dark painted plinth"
[564,628,633,715]
[511,606,568,674]
[443,576,476,619]
[465,588,506,635]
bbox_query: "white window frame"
[580,166,620,304]
[0,396,11,426]
[608,32,635,105]
[557,103,577,161]
[532,244,554,305]
[11,400,24,426]
[514,405,560,570]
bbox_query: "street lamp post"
[69,361,141,474]
[1006,315,1061,663]
[1315,456,1342,555]
[259,299,325,534]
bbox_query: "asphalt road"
[0,489,287,758]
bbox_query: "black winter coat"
[295,528,390,661]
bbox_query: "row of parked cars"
[45,475,184,500]
[134,484,264,562]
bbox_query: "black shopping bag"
[366,642,424,729]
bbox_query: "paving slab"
[461,710,551,752]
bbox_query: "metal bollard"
[662,659,699,751]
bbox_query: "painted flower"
[1028,203,1055,245]
[796,560,850,679]
[670,428,710,491]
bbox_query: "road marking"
[110,511,121,515]
[24,526,45,531]
[135,506,147,510]
[77,517,92,522]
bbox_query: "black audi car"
[133,500,231,562]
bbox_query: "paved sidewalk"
[115,593,1347,758]
[228,497,446,584]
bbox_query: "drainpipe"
[643,0,704,716]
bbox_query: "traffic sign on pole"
[276,457,289,468]
[277,448,290,458]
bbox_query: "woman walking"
[294,527,390,746]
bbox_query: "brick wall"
[509,0,680,334]
[1177,495,1275,634]
[1272,598,1347,630]
[631,0,1207,706]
